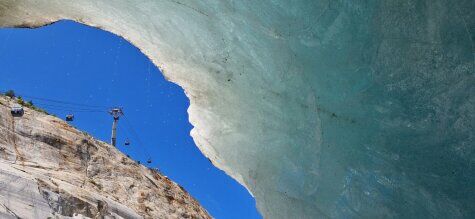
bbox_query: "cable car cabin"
[10,105,24,117]
[124,139,130,146]
[147,159,152,164]
[65,114,74,122]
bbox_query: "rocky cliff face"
[0,96,210,219]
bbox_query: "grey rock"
[0,96,210,219]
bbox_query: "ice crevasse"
[0,0,473,218]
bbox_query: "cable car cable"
[0,90,108,109]
[20,95,107,109]
[35,103,107,112]
[118,120,149,164]
[122,114,153,164]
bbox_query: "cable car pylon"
[109,107,123,147]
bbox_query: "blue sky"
[0,20,260,219]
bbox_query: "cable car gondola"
[124,139,130,146]
[65,114,74,122]
[147,158,152,164]
[10,105,24,117]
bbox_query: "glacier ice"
[0,0,474,218]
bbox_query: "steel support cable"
[0,90,110,114]
[39,107,105,113]
[122,114,152,161]
[31,104,107,114]
[34,103,107,112]
[30,101,107,110]
[120,118,149,162]
[118,121,147,160]
[19,95,107,109]
[0,89,107,109]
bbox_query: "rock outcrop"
[0,96,210,219]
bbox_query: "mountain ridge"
[0,95,211,219]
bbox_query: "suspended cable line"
[20,95,107,109]
[0,89,108,109]
[123,114,144,147]
[33,103,107,112]
[38,106,105,113]
[118,121,147,158]
[122,114,153,164]
[31,100,107,109]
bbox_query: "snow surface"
[0,0,474,218]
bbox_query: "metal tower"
[109,108,123,147]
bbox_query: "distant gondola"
[124,139,130,146]
[66,114,74,121]
[10,105,24,117]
